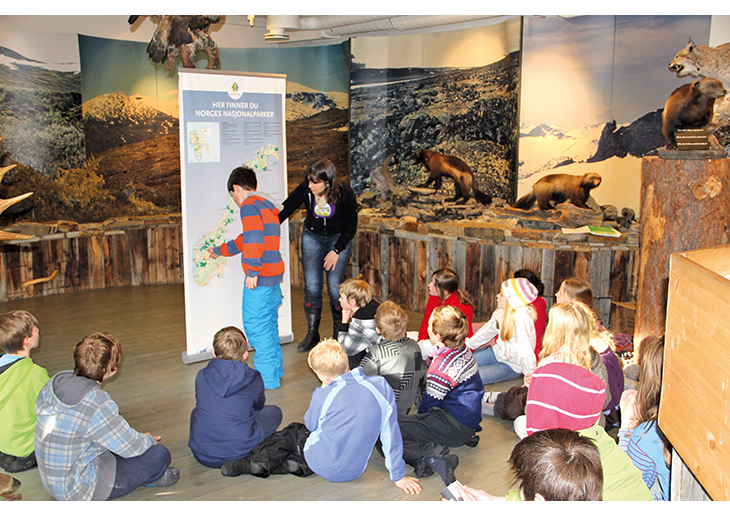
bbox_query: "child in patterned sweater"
[361,301,426,416]
[397,305,483,483]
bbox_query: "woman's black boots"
[330,305,343,339]
[297,304,321,352]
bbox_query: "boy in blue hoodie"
[189,326,282,468]
[221,339,422,495]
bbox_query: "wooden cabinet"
[661,244,730,500]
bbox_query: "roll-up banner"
[178,69,292,363]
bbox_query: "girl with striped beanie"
[465,278,539,385]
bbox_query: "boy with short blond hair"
[189,326,282,468]
[361,301,426,416]
[35,332,179,501]
[222,339,422,495]
[0,310,49,473]
[337,277,380,368]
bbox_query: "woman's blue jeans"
[301,228,353,309]
[472,346,522,385]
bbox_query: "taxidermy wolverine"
[662,78,726,150]
[513,172,602,211]
[413,149,491,205]
[128,15,221,71]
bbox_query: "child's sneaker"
[482,391,500,404]
[146,466,180,488]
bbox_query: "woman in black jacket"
[279,159,358,352]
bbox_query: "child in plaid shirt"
[35,332,179,500]
[336,277,380,369]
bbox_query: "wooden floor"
[1,283,525,502]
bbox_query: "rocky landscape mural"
[0,33,349,225]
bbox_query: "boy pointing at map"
[206,167,286,389]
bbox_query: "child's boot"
[221,458,269,478]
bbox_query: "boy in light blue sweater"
[221,339,421,495]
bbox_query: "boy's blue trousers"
[243,282,283,389]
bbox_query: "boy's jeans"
[107,444,171,500]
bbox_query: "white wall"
[0,15,270,48]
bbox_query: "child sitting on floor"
[398,305,483,484]
[413,268,474,359]
[35,332,179,501]
[523,361,652,501]
[466,277,538,385]
[0,310,49,473]
[456,427,604,501]
[221,339,422,495]
[189,326,283,468]
[619,336,671,500]
[361,301,426,416]
[336,277,380,369]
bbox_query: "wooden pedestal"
[635,157,730,348]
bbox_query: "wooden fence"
[0,217,183,301]
[288,216,640,328]
[0,214,639,333]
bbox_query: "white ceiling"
[0,15,520,49]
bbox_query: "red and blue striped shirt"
[213,194,284,287]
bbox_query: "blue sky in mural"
[78,35,349,118]
[521,15,712,128]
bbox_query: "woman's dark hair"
[514,268,545,296]
[306,159,341,204]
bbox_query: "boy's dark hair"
[73,332,123,382]
[227,167,257,193]
[508,427,603,501]
[213,326,248,361]
[0,310,39,354]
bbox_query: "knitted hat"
[501,277,539,309]
[525,362,606,435]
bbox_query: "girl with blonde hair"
[483,301,609,431]
[555,277,624,423]
[465,278,538,385]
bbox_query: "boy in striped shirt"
[208,167,285,389]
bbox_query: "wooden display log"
[635,157,730,349]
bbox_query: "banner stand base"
[182,350,214,365]
[182,332,295,364]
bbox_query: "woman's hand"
[323,250,339,271]
[458,484,503,501]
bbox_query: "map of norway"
[192,144,282,287]
[188,122,221,163]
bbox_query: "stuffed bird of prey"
[128,15,221,71]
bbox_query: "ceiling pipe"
[264,15,504,43]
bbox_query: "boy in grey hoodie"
[35,332,179,501]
